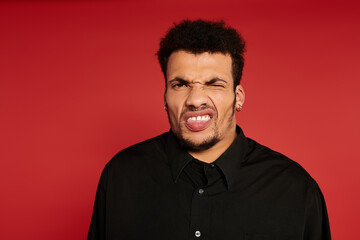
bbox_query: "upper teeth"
[188,115,211,121]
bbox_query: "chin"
[170,119,220,150]
[177,131,220,152]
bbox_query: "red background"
[1,0,359,239]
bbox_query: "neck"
[187,130,237,163]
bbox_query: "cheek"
[166,93,186,118]
[211,92,235,116]
[169,109,179,123]
[166,104,182,125]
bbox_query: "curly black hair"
[156,19,246,88]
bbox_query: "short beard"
[177,133,220,152]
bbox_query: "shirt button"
[198,189,204,194]
[195,230,201,237]
[210,163,215,167]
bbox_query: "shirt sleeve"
[87,163,109,240]
[304,179,331,240]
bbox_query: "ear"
[163,92,167,106]
[235,85,245,109]
[163,92,169,111]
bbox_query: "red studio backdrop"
[1,0,359,239]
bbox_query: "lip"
[183,109,215,132]
[183,109,214,120]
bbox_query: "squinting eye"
[211,84,225,88]
[173,83,185,88]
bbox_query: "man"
[88,20,331,240]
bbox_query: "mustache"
[180,104,216,116]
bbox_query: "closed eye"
[210,84,225,87]
[206,78,227,88]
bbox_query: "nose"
[185,85,208,109]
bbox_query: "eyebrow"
[206,78,227,85]
[169,77,188,84]
[168,77,228,85]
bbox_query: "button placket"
[188,186,210,239]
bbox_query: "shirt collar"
[214,125,248,189]
[166,130,194,183]
[166,125,248,189]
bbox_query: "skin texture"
[164,50,245,163]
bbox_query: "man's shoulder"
[107,132,169,169]
[245,137,314,183]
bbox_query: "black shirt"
[88,126,331,240]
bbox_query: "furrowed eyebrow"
[168,77,227,85]
[168,77,189,85]
[205,78,227,85]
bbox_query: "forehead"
[166,50,233,83]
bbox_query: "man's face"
[164,50,245,151]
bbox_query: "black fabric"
[88,126,331,240]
